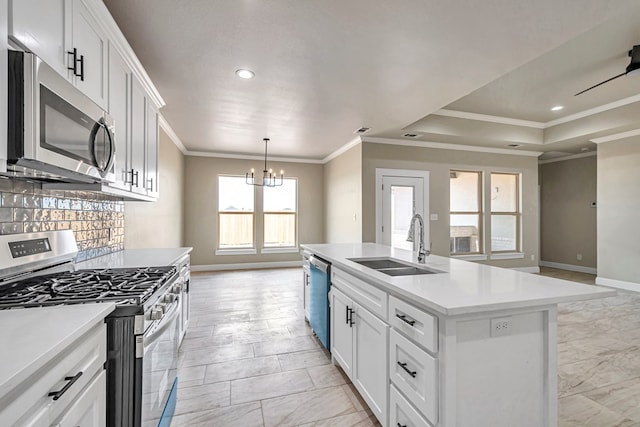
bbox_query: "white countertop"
[0,303,115,402]
[301,243,616,316]
[75,247,192,269]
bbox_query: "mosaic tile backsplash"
[0,178,125,262]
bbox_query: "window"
[450,170,482,254]
[490,173,520,252]
[263,178,297,247]
[218,176,254,249]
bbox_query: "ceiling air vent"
[353,127,371,134]
[507,144,521,148]
[402,133,422,138]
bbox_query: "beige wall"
[361,142,539,268]
[183,156,323,266]
[323,144,362,243]
[597,139,640,285]
[539,155,596,268]
[124,128,185,248]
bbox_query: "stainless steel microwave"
[5,50,115,183]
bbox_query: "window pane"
[491,215,517,251]
[219,176,254,212]
[264,179,296,212]
[450,171,480,212]
[450,214,480,253]
[391,185,414,251]
[264,213,296,247]
[219,213,253,248]
[491,173,517,212]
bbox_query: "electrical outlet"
[430,213,438,221]
[491,317,512,337]
[577,254,582,261]
[530,254,535,261]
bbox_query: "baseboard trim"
[539,261,597,275]
[596,276,640,293]
[511,266,540,273]
[192,260,302,272]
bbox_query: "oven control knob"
[150,309,163,320]
[155,302,167,313]
[172,284,182,294]
[164,294,176,303]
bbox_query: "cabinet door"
[70,0,108,109]
[353,303,388,425]
[9,0,67,76]
[107,44,130,190]
[130,76,147,195]
[145,101,159,197]
[52,370,106,427]
[330,287,354,379]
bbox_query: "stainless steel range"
[0,230,183,427]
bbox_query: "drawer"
[390,384,432,427]
[389,296,438,353]
[0,323,107,427]
[390,329,438,425]
[332,267,388,320]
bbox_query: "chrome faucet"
[406,213,431,263]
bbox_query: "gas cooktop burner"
[0,266,176,308]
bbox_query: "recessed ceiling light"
[550,105,564,111]
[235,69,255,79]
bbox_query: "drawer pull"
[48,371,83,401]
[397,361,417,378]
[396,314,416,326]
[397,423,407,427]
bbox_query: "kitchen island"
[302,243,615,427]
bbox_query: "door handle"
[67,48,78,75]
[345,305,350,325]
[48,371,83,400]
[348,307,355,327]
[77,54,85,81]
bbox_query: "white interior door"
[376,169,429,251]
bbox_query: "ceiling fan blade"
[574,72,626,96]
[630,45,640,65]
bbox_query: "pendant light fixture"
[245,138,284,187]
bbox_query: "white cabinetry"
[145,101,159,197]
[107,43,131,190]
[0,322,107,427]
[9,0,108,109]
[130,76,147,195]
[330,270,388,425]
[1,0,7,173]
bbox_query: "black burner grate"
[0,266,176,308]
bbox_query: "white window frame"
[215,175,256,255]
[261,177,299,252]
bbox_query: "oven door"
[142,295,181,427]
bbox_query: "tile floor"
[172,266,640,426]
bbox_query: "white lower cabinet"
[390,329,438,425]
[330,285,388,425]
[1,323,107,427]
[390,384,432,427]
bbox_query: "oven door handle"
[144,297,181,347]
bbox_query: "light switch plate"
[430,214,438,221]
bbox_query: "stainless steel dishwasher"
[309,255,331,350]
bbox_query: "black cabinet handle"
[345,305,349,324]
[397,361,417,378]
[127,168,135,184]
[396,314,416,326]
[134,170,139,187]
[77,54,85,81]
[348,307,355,327]
[67,48,78,75]
[48,371,83,401]
[397,423,407,427]
[147,178,154,191]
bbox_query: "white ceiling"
[103,0,640,161]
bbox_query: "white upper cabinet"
[130,76,147,195]
[145,102,159,198]
[9,0,108,109]
[68,0,108,109]
[107,43,131,191]
[9,0,67,76]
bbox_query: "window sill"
[451,254,488,261]
[215,248,257,256]
[260,247,299,254]
[490,252,525,260]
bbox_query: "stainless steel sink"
[348,257,442,276]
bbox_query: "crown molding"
[322,136,363,163]
[361,136,543,157]
[433,109,545,129]
[158,115,187,154]
[590,128,640,144]
[185,150,324,164]
[538,151,596,164]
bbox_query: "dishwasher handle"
[309,255,330,273]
